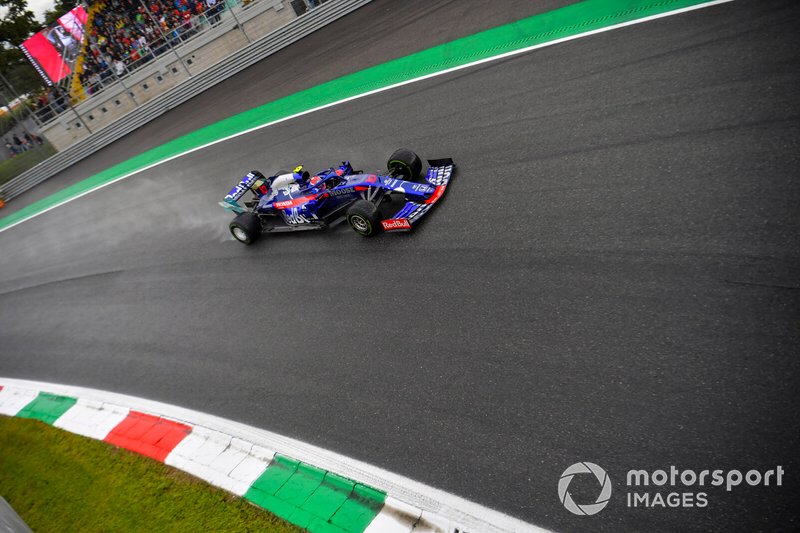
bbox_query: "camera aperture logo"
[558,462,612,515]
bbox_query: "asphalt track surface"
[1,0,572,217]
[1,0,799,531]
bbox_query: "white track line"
[0,0,733,235]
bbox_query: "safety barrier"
[0,0,373,202]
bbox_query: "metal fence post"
[116,75,139,105]
[139,0,193,77]
[226,0,252,43]
[61,87,93,133]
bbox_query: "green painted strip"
[324,483,385,533]
[245,455,386,533]
[247,454,299,497]
[275,462,327,506]
[15,392,77,425]
[0,0,720,232]
[302,472,357,521]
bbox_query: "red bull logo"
[381,218,411,231]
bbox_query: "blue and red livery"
[220,148,454,244]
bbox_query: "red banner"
[19,32,71,86]
[19,6,86,86]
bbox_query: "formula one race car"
[219,148,454,244]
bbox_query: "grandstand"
[78,0,227,95]
[29,0,314,137]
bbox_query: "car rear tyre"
[347,200,383,237]
[230,212,261,244]
[388,148,422,182]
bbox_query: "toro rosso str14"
[219,148,454,244]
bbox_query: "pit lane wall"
[0,0,373,203]
[0,379,543,533]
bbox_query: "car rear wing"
[381,158,455,232]
[219,171,268,213]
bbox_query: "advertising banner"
[19,6,87,86]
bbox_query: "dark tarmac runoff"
[1,0,798,531]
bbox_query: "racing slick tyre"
[229,212,262,245]
[388,148,422,182]
[347,200,383,237]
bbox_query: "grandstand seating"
[78,0,226,95]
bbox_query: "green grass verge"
[0,416,306,533]
[0,144,57,187]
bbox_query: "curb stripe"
[0,377,549,532]
[327,483,386,533]
[0,383,420,533]
[302,471,361,525]
[245,456,386,533]
[0,0,733,235]
[104,411,192,462]
[15,392,78,425]
[0,386,39,417]
[363,497,420,533]
[53,399,130,440]
[165,427,273,496]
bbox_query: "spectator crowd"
[4,132,44,157]
[79,0,226,92]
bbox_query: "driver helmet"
[248,170,270,197]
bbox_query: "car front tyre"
[388,148,422,182]
[347,200,383,237]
